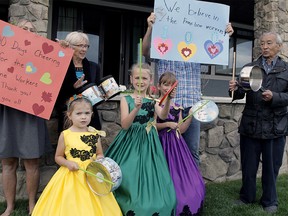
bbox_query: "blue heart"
[58,51,65,57]
[2,26,14,37]
[25,62,37,74]
[204,40,223,59]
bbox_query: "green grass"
[0,174,287,215]
[0,199,29,216]
[203,173,288,216]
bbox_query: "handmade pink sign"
[0,20,73,119]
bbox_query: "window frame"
[200,24,254,98]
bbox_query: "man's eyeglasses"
[73,44,90,49]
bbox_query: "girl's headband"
[67,94,92,110]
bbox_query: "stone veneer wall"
[254,0,288,59]
[8,0,49,37]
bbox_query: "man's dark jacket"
[232,56,288,139]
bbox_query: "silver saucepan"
[238,65,265,92]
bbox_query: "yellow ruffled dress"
[32,128,122,216]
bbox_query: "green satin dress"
[105,95,176,216]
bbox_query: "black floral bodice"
[125,95,155,125]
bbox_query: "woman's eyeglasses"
[73,44,90,49]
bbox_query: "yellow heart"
[177,42,197,61]
[40,72,52,85]
[26,65,32,73]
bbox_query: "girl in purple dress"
[156,72,205,215]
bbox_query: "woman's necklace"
[75,67,83,79]
[73,58,83,79]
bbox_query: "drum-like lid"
[86,161,113,196]
[192,100,219,123]
[78,83,97,93]
[99,75,113,83]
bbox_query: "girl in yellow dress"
[32,95,122,216]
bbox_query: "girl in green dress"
[105,63,177,216]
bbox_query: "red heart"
[208,45,219,55]
[42,42,54,54]
[181,47,192,57]
[158,43,169,54]
[24,40,31,46]
[7,67,14,73]
[32,103,45,115]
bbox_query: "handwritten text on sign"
[0,20,73,119]
[151,0,230,65]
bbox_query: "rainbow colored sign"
[0,20,73,119]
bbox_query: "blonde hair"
[130,63,153,97]
[63,96,93,129]
[16,19,37,33]
[65,31,89,47]
[17,19,30,27]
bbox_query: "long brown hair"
[158,71,177,97]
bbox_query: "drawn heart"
[7,67,14,73]
[153,37,172,56]
[25,62,37,74]
[204,40,223,59]
[177,42,197,61]
[40,72,52,85]
[42,42,54,54]
[24,40,31,46]
[58,51,65,57]
[2,26,14,37]
[32,103,45,115]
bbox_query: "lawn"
[1,174,287,215]
[203,173,288,216]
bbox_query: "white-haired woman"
[55,31,101,137]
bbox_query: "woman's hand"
[73,74,87,89]
[56,39,69,48]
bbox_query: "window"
[53,2,149,85]
[53,3,101,65]
[201,27,253,97]
[0,4,8,22]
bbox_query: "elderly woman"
[55,31,101,135]
[0,19,51,216]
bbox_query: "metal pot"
[239,65,263,91]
